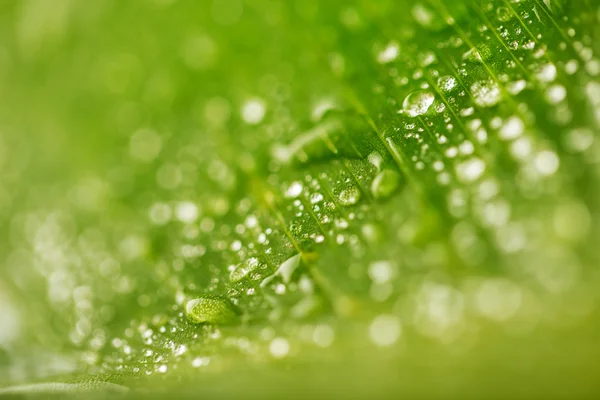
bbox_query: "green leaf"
[1,0,600,397]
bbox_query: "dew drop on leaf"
[402,90,435,117]
[437,75,457,92]
[185,297,239,325]
[470,80,502,107]
[337,185,361,206]
[371,170,401,199]
[230,257,260,283]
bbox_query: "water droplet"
[185,297,239,325]
[274,110,380,166]
[470,80,501,107]
[402,90,435,117]
[463,45,491,63]
[371,170,401,199]
[437,75,456,92]
[261,254,302,287]
[230,257,260,282]
[338,185,361,206]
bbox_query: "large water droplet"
[230,257,260,282]
[338,185,361,206]
[261,254,302,288]
[371,170,401,199]
[185,297,239,325]
[402,90,435,117]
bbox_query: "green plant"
[1,0,599,398]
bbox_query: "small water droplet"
[437,75,456,92]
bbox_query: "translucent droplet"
[470,80,501,107]
[437,75,456,92]
[230,257,260,282]
[261,254,302,288]
[185,297,239,325]
[371,170,401,199]
[402,90,435,117]
[338,185,361,206]
[463,45,491,63]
